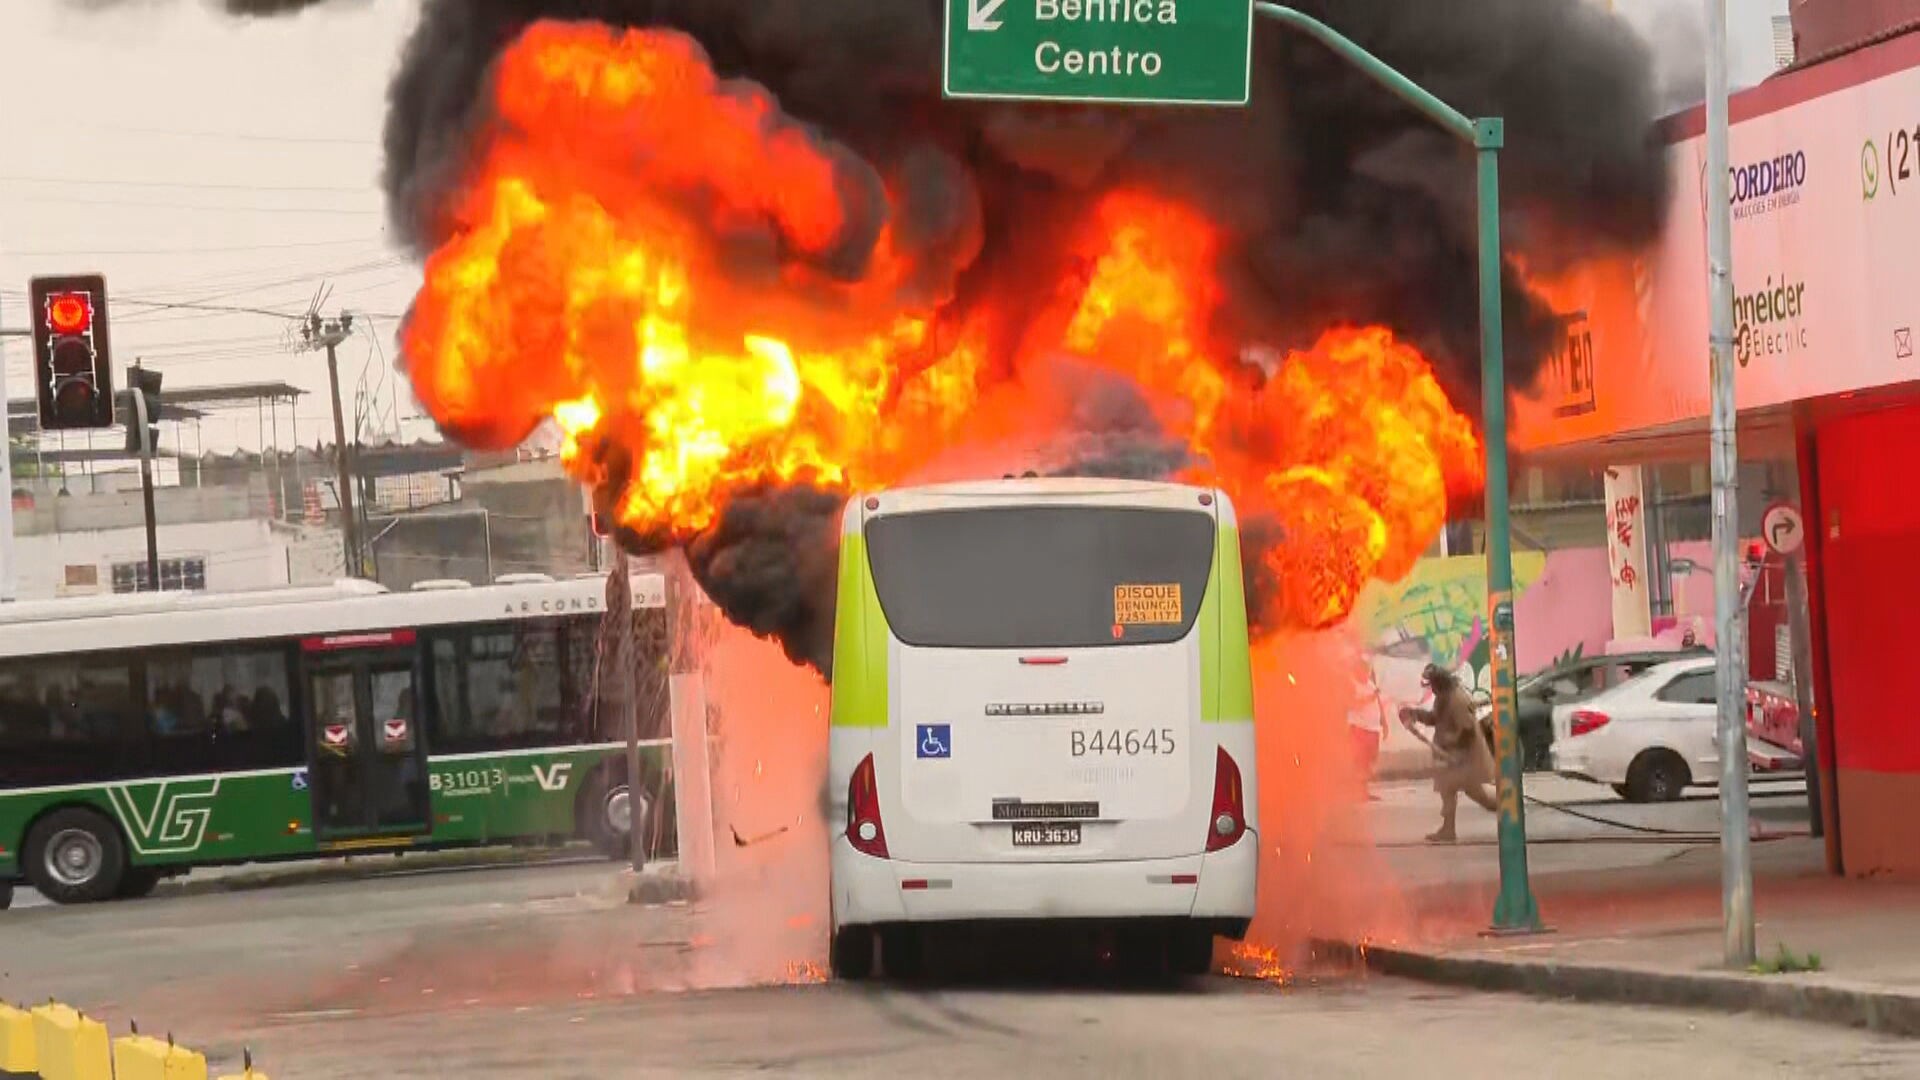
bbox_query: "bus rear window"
[864,506,1215,649]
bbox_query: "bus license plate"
[1011,822,1081,847]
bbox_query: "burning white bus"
[825,477,1259,979]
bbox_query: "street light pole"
[1704,0,1755,969]
[1253,3,1541,932]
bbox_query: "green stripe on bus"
[0,744,671,872]
[830,529,889,728]
[1205,521,1255,723]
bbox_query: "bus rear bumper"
[831,830,1257,930]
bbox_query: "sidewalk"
[1328,837,1920,1037]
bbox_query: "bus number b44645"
[1070,728,1177,758]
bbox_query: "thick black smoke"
[677,486,843,677]
[590,444,843,676]
[70,0,344,13]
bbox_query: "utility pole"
[127,365,163,592]
[623,551,646,875]
[1705,0,1755,968]
[0,301,22,603]
[300,313,363,578]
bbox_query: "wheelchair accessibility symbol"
[917,724,952,760]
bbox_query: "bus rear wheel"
[1169,927,1217,978]
[829,925,875,981]
[25,807,126,905]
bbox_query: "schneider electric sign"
[944,0,1254,105]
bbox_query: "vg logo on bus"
[917,724,952,760]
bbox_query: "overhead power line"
[0,174,376,195]
[4,237,377,257]
[11,195,379,216]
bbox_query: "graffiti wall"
[1348,541,1719,770]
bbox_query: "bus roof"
[866,477,1223,516]
[0,573,664,660]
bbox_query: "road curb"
[1310,938,1920,1039]
[626,866,696,905]
[156,846,599,899]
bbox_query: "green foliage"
[1750,943,1824,975]
[1552,642,1586,669]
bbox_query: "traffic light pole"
[1254,3,1541,931]
[133,382,160,593]
[0,300,19,603]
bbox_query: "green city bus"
[0,574,674,907]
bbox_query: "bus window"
[429,635,464,746]
[144,647,300,773]
[864,506,1216,650]
[0,657,144,787]
[429,620,593,753]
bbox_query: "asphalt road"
[4,834,1914,1078]
[255,977,1920,1079]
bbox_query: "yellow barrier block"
[114,1035,208,1080]
[0,1003,35,1073]
[29,1004,110,1080]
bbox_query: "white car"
[1550,657,1748,803]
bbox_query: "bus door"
[302,631,430,840]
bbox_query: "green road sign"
[943,0,1254,105]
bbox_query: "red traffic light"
[47,292,92,335]
[30,274,114,431]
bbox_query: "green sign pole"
[1475,118,1542,933]
[1249,4,1541,933]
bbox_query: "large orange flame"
[403,22,1483,631]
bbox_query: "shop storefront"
[1522,30,1920,876]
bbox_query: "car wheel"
[0,880,13,911]
[830,925,876,981]
[1625,751,1690,804]
[1611,783,1633,800]
[118,867,162,900]
[25,807,126,905]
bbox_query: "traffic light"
[123,365,163,456]
[29,274,114,430]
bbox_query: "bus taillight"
[1206,747,1246,852]
[847,753,889,858]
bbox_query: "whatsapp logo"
[1863,138,1881,201]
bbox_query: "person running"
[1399,663,1498,842]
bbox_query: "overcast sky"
[0,0,1786,455]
